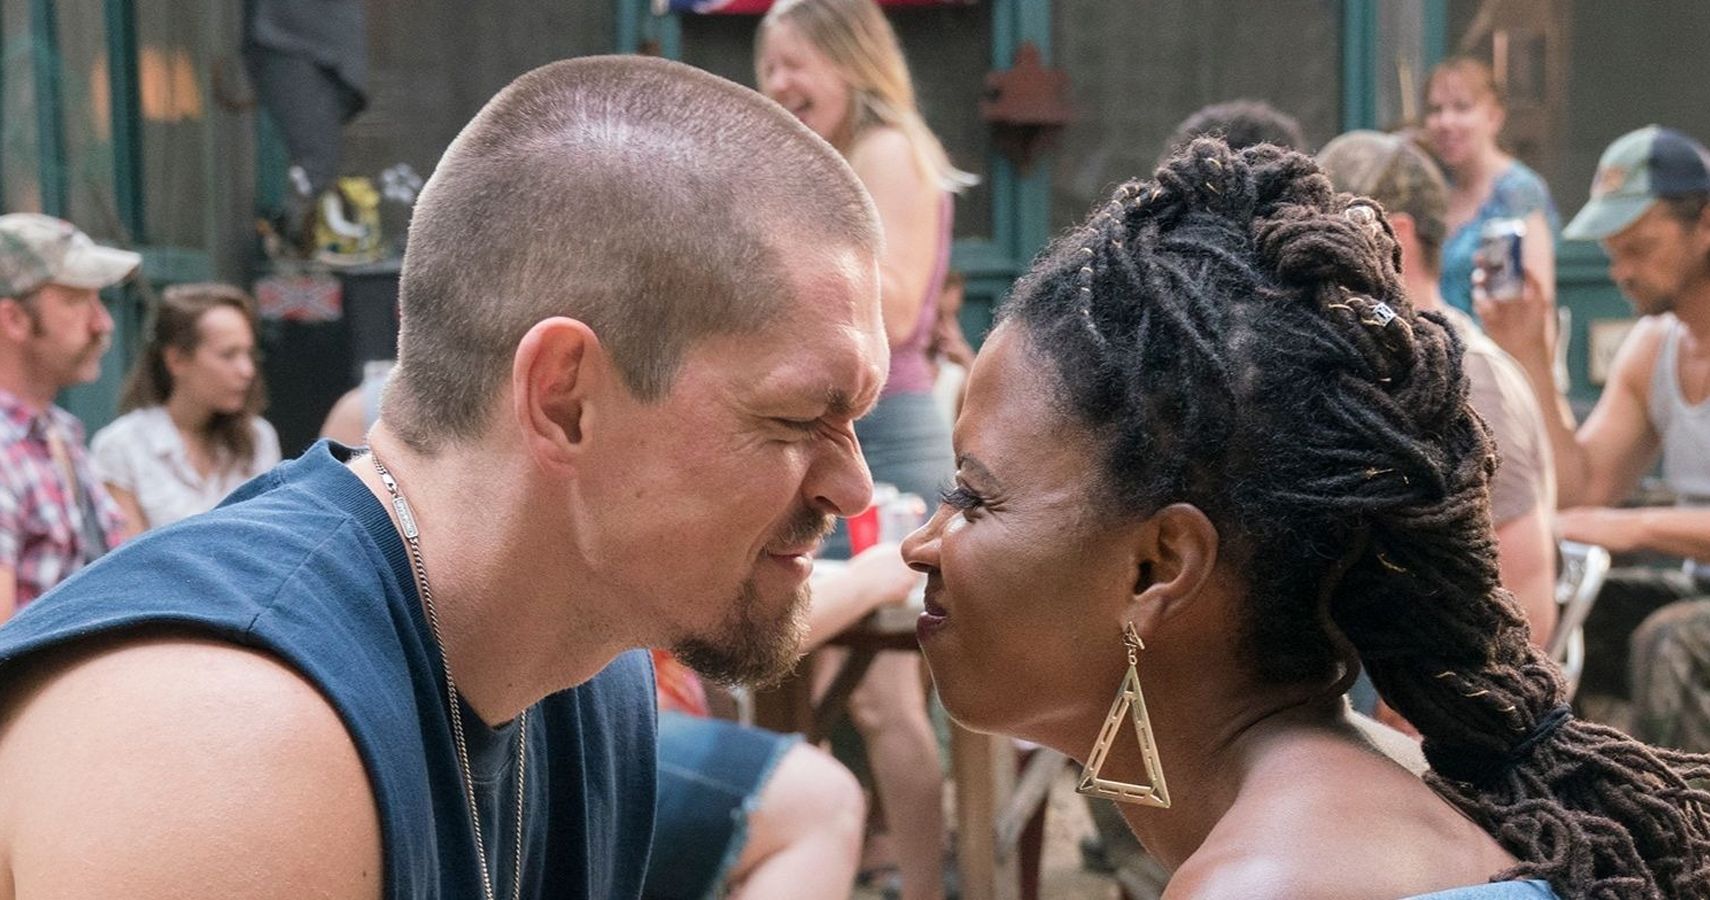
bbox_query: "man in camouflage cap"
[0,213,139,622]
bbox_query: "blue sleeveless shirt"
[0,442,657,897]
[1410,881,1559,898]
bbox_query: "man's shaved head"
[387,55,879,449]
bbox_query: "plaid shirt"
[0,390,127,609]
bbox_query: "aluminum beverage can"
[1478,217,1527,301]
[880,492,929,544]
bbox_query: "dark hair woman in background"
[93,283,278,532]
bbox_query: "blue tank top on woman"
[1439,161,1559,316]
[0,441,657,897]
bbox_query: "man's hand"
[1473,267,1557,375]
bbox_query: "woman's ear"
[1126,503,1219,636]
[163,344,189,379]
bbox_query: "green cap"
[1563,125,1710,240]
[0,213,140,298]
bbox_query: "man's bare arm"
[1477,275,1665,508]
[1558,505,1710,560]
[0,635,382,899]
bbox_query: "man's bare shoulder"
[0,633,381,899]
[1605,313,1675,400]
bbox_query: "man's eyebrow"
[825,388,855,418]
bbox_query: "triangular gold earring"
[1076,621,1170,808]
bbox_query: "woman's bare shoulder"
[847,124,914,166]
[1166,734,1516,899]
[847,125,935,193]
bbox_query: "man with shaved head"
[0,56,886,899]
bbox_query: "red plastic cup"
[847,503,881,555]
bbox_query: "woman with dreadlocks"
[901,139,1710,898]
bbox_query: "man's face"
[1601,203,1710,316]
[15,283,114,390]
[577,244,886,686]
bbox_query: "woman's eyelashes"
[938,483,985,514]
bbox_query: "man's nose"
[91,298,114,335]
[806,436,873,519]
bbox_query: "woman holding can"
[1425,56,1560,315]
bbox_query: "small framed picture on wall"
[1588,318,1638,386]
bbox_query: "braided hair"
[1003,138,1710,898]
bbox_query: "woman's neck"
[1110,689,1349,871]
[164,393,216,450]
[1452,143,1511,194]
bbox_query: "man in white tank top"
[1479,125,1710,751]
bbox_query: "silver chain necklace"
[371,451,528,900]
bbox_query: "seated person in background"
[1319,131,1558,647]
[0,214,136,623]
[92,283,280,531]
[1477,126,1710,752]
[902,139,1710,898]
[646,544,919,900]
[319,358,394,447]
[1161,98,1307,161]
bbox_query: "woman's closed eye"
[938,483,985,514]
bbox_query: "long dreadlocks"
[1002,138,1710,898]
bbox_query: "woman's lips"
[917,580,948,640]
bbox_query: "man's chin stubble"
[674,582,811,689]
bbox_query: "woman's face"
[902,325,1139,743]
[757,20,853,144]
[167,305,256,417]
[1424,71,1503,171]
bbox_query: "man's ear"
[512,317,604,471]
[1691,201,1710,252]
[1388,210,1417,247]
[1125,503,1220,637]
[0,297,34,342]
